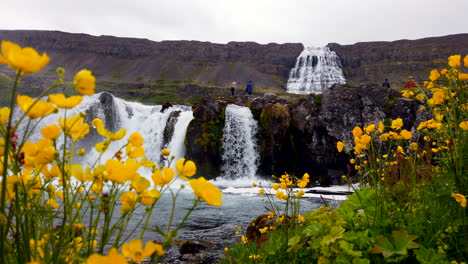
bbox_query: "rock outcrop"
[185,97,228,179]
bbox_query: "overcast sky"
[1,0,467,46]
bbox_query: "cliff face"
[328,34,468,86]
[0,30,303,91]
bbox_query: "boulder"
[185,97,227,179]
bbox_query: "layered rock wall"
[0,30,303,90]
[328,34,468,86]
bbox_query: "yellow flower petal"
[0,41,50,74]
[49,93,83,109]
[74,69,95,95]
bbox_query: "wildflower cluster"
[223,54,468,263]
[0,41,223,263]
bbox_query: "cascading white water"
[165,107,193,163]
[220,104,259,179]
[16,93,193,175]
[286,46,346,94]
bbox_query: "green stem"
[0,71,20,264]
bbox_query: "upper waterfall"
[220,104,259,179]
[286,46,346,94]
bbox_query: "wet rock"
[161,110,181,157]
[185,97,227,179]
[179,240,216,255]
[246,214,275,241]
[161,102,174,113]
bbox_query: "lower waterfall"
[220,104,259,179]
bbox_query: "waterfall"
[220,104,259,179]
[16,93,193,173]
[286,46,346,94]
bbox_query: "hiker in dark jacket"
[382,78,390,88]
[246,80,253,95]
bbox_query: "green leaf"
[303,224,322,236]
[339,240,362,258]
[322,226,345,245]
[288,235,301,246]
[352,258,371,264]
[371,230,419,258]
[414,247,449,264]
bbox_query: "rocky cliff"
[0,30,303,94]
[185,84,426,182]
[328,34,468,87]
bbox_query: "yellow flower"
[431,90,445,105]
[86,248,128,264]
[49,93,83,109]
[176,158,197,180]
[141,189,161,205]
[275,190,287,200]
[129,132,144,146]
[126,143,145,159]
[352,126,363,137]
[77,148,86,156]
[415,94,425,101]
[0,107,10,125]
[459,73,468,80]
[131,176,151,194]
[448,55,461,68]
[105,159,139,184]
[460,121,468,130]
[122,239,164,261]
[72,164,90,182]
[349,159,356,164]
[41,124,61,140]
[74,69,95,95]
[298,214,305,223]
[59,115,90,140]
[140,157,156,167]
[21,139,56,168]
[95,139,111,153]
[271,183,279,190]
[364,124,375,133]
[0,41,50,74]
[410,142,419,151]
[391,118,403,130]
[399,130,412,140]
[161,148,170,156]
[258,189,265,195]
[453,193,466,208]
[152,167,175,186]
[295,190,305,198]
[46,198,59,209]
[17,95,55,119]
[336,141,344,152]
[401,90,414,98]
[378,121,384,133]
[120,191,138,214]
[464,55,468,67]
[249,254,261,260]
[92,118,126,140]
[259,226,269,234]
[429,69,441,81]
[242,235,248,244]
[190,177,223,206]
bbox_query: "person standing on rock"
[246,80,253,95]
[382,78,390,88]
[230,80,237,96]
